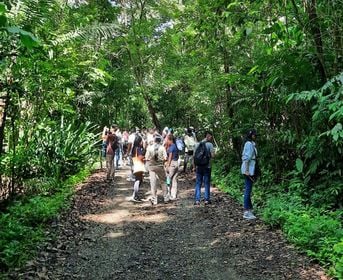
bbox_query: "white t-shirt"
[128,133,136,144]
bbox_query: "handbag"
[132,149,146,175]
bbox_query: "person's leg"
[154,166,167,202]
[127,156,135,181]
[243,176,253,210]
[149,169,158,201]
[169,161,179,200]
[115,148,120,168]
[132,172,143,199]
[183,153,189,173]
[110,155,115,179]
[194,166,204,203]
[189,154,194,171]
[204,168,211,202]
[106,154,112,179]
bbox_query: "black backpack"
[111,135,119,150]
[194,141,210,166]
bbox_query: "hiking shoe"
[204,200,212,206]
[243,211,256,220]
[130,196,141,203]
[150,197,158,205]
[194,201,200,206]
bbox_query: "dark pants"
[195,166,211,202]
[244,175,253,210]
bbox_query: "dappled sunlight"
[82,209,130,224]
[129,212,169,223]
[81,203,171,225]
[103,231,126,239]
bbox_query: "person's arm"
[167,149,172,167]
[209,143,215,158]
[126,143,132,156]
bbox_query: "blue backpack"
[175,137,185,152]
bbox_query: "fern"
[52,22,120,45]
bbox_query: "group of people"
[102,125,259,220]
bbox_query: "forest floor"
[9,166,330,280]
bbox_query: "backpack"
[194,141,210,166]
[175,137,185,152]
[153,144,162,162]
[111,135,119,151]
[185,136,196,151]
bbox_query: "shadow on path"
[12,167,330,280]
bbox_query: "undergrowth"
[0,167,92,274]
[212,158,343,279]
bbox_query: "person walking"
[183,127,197,173]
[165,134,179,201]
[241,129,258,220]
[130,135,145,202]
[115,127,123,169]
[105,131,118,181]
[145,137,168,205]
[194,131,215,206]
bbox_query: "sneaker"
[194,201,200,206]
[204,200,212,206]
[150,197,158,205]
[243,211,256,220]
[164,195,170,203]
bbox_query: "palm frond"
[6,0,61,27]
[52,23,120,45]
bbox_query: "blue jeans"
[101,142,107,157]
[195,166,211,202]
[244,176,253,210]
[115,148,121,167]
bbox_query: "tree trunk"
[304,0,327,82]
[0,90,9,157]
[222,48,241,158]
[143,92,160,131]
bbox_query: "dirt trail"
[12,167,329,280]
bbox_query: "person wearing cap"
[241,129,258,220]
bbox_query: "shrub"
[0,167,91,272]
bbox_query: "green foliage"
[262,195,343,277]
[0,120,98,187]
[0,167,91,271]
[1,0,343,278]
[214,158,343,278]
[332,240,343,279]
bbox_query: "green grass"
[212,160,343,279]
[0,167,92,274]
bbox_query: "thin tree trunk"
[0,91,9,157]
[304,0,327,82]
[222,48,241,158]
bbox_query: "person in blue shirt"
[165,134,179,201]
[241,129,258,220]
